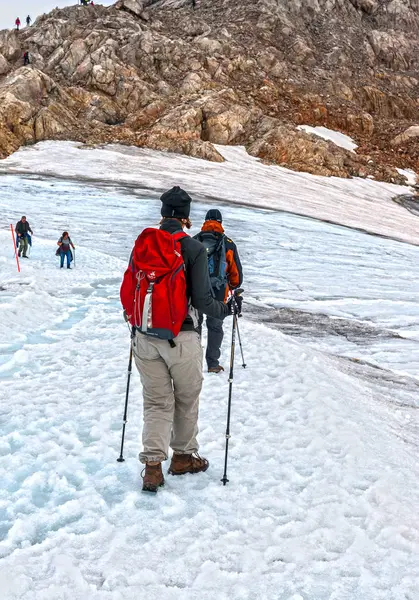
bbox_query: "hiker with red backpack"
[15,17,21,31]
[194,209,243,373]
[120,186,241,493]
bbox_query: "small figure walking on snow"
[26,15,31,27]
[15,17,21,31]
[15,216,33,258]
[23,51,30,66]
[57,231,75,269]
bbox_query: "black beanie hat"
[205,208,222,223]
[160,186,192,219]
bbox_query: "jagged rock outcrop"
[391,126,419,147]
[390,125,419,161]
[0,0,418,182]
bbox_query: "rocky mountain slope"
[0,0,418,182]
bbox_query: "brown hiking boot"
[142,463,164,493]
[168,453,209,476]
[208,365,224,373]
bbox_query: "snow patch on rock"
[297,125,358,152]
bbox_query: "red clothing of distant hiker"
[15,18,21,30]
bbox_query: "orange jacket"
[198,220,243,300]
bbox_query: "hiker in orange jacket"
[194,209,243,373]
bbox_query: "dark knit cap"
[205,209,222,223]
[160,186,192,219]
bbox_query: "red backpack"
[120,228,188,341]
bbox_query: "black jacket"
[15,220,33,236]
[160,219,229,329]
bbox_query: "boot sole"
[142,481,164,493]
[168,465,209,476]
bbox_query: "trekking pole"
[117,329,135,462]
[221,289,243,486]
[73,248,76,268]
[235,317,246,368]
[10,225,20,273]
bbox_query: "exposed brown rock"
[391,126,419,147]
[0,0,418,182]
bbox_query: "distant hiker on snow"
[26,15,31,26]
[15,216,33,258]
[194,209,243,373]
[15,17,21,31]
[57,231,75,269]
[120,186,240,493]
[23,51,30,66]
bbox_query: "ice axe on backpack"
[221,288,244,486]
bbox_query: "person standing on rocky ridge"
[15,17,21,31]
[23,51,30,66]
[26,15,31,27]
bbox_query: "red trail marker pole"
[10,224,20,273]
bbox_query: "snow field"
[1,249,419,598]
[1,141,419,244]
[2,173,419,377]
[0,158,418,598]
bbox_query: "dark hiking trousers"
[205,316,224,369]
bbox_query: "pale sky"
[0,1,114,30]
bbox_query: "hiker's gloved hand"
[227,294,243,316]
[123,310,130,323]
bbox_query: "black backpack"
[196,231,228,291]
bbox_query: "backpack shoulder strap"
[172,231,188,242]
[213,233,226,252]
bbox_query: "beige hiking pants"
[133,330,204,464]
